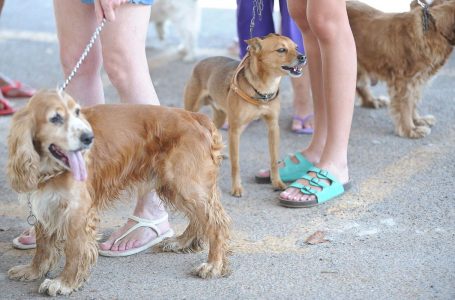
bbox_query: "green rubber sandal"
[255,152,314,184]
[279,166,350,208]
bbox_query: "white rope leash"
[58,18,107,92]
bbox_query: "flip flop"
[0,80,36,98]
[0,98,15,116]
[279,166,351,208]
[291,114,314,134]
[12,228,36,250]
[255,152,314,184]
[99,214,174,257]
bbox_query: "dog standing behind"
[7,90,230,296]
[347,0,455,138]
[184,34,307,197]
[149,0,200,61]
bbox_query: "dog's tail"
[192,112,223,165]
[183,75,204,112]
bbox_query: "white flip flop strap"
[113,214,168,246]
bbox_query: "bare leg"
[54,1,169,252]
[291,67,314,132]
[280,0,356,202]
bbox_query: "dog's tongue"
[67,151,87,181]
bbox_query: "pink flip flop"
[1,80,36,98]
[0,98,15,116]
[291,114,314,134]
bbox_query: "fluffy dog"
[347,0,455,138]
[7,90,230,296]
[149,0,200,61]
[184,34,307,197]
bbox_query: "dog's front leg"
[8,223,60,282]
[264,114,286,190]
[228,121,245,197]
[356,69,388,108]
[388,81,431,138]
[39,211,98,296]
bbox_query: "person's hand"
[94,0,129,22]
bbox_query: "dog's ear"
[245,37,262,54]
[7,107,40,193]
[431,3,455,45]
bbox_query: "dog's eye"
[50,113,63,125]
[75,108,80,117]
[276,48,287,53]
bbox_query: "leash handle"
[58,18,107,92]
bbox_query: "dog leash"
[249,0,264,39]
[58,18,107,92]
[417,0,432,32]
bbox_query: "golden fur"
[184,33,306,196]
[348,0,455,138]
[7,90,231,296]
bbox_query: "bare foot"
[13,227,36,249]
[279,163,349,204]
[99,215,171,253]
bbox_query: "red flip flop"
[0,98,15,116]
[0,80,36,98]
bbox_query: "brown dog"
[347,0,455,138]
[184,33,306,197]
[7,90,231,296]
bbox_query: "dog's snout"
[298,54,307,63]
[80,132,94,146]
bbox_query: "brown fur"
[348,0,455,138]
[184,33,306,196]
[7,90,231,296]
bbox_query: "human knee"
[102,50,132,90]
[307,12,341,42]
[60,48,102,79]
[288,1,310,33]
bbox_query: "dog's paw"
[192,262,228,279]
[8,264,42,281]
[231,185,243,197]
[398,125,431,139]
[272,180,287,191]
[375,96,390,108]
[361,96,389,109]
[414,115,435,127]
[157,237,204,253]
[39,278,74,296]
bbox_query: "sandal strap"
[113,214,168,246]
[289,181,318,195]
[279,152,313,182]
[299,174,330,188]
[288,167,345,204]
[307,166,339,183]
[292,114,314,124]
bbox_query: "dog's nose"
[80,132,94,146]
[298,54,307,63]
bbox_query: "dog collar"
[230,54,279,106]
[417,0,433,32]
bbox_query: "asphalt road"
[0,1,454,299]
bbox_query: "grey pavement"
[0,1,454,299]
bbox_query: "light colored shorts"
[81,0,154,5]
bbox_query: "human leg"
[53,0,105,106]
[279,0,356,204]
[279,0,313,134]
[96,3,170,253]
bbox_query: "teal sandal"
[279,166,351,208]
[255,152,314,184]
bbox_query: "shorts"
[81,0,154,4]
